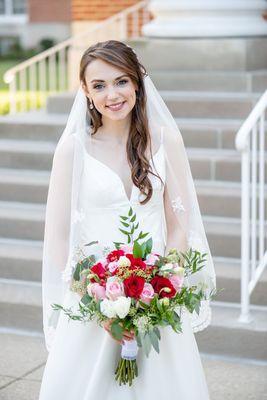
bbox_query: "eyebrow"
[90,74,128,84]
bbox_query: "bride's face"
[83,58,138,121]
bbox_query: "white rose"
[100,298,117,318]
[118,256,131,268]
[113,296,131,319]
[160,263,173,271]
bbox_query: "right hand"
[103,319,135,344]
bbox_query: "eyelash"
[93,79,128,90]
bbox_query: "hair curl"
[79,40,163,205]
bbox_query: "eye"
[93,84,104,90]
[119,79,128,83]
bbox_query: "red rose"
[123,275,145,299]
[107,249,124,262]
[150,276,176,298]
[90,262,106,282]
[125,254,147,270]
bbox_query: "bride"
[39,40,216,399]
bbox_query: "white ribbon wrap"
[121,338,138,360]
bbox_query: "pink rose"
[87,283,106,300]
[169,274,184,292]
[140,283,155,304]
[106,278,124,300]
[108,261,119,273]
[146,253,159,265]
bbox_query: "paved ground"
[0,332,266,400]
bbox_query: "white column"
[142,0,267,37]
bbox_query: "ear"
[81,82,91,101]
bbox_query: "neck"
[100,114,131,143]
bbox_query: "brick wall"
[28,0,71,22]
[72,0,140,21]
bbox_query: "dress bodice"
[76,134,167,258]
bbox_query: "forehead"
[85,59,127,83]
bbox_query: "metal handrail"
[235,89,267,323]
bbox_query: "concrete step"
[0,201,45,241]
[0,237,42,282]
[0,112,65,141]
[1,201,267,257]
[196,302,267,362]
[176,117,267,151]
[0,168,49,203]
[0,139,55,170]
[195,180,267,218]
[46,91,261,119]
[129,37,267,71]
[149,70,267,93]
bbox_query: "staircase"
[0,38,266,364]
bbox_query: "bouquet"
[52,207,217,386]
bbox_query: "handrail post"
[238,147,253,323]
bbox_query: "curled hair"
[79,40,163,205]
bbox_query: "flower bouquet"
[52,207,217,386]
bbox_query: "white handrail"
[235,89,267,323]
[3,0,150,114]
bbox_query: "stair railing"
[3,0,150,114]
[235,90,267,323]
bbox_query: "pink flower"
[140,283,155,304]
[146,253,159,265]
[106,278,124,300]
[169,274,184,293]
[87,283,106,300]
[107,261,119,273]
[120,244,133,253]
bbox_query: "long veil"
[42,73,216,352]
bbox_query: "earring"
[89,101,94,110]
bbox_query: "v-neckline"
[82,142,163,203]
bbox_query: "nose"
[106,85,120,100]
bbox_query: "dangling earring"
[89,101,94,110]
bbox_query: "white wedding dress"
[39,132,210,399]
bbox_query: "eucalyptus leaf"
[110,321,123,340]
[149,329,160,353]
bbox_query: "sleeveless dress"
[39,132,210,399]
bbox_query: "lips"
[106,101,126,111]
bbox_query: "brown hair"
[79,40,163,205]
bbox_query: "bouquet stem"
[115,338,138,386]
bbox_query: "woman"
[39,40,216,399]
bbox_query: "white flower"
[118,256,131,268]
[113,296,131,319]
[172,196,185,213]
[100,298,117,318]
[160,262,173,271]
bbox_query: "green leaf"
[154,326,161,340]
[119,228,130,236]
[84,240,99,247]
[130,214,136,222]
[134,223,139,230]
[80,294,91,305]
[149,329,160,353]
[133,241,143,259]
[120,215,128,221]
[146,238,153,255]
[121,222,130,228]
[128,207,133,216]
[143,332,152,358]
[110,320,123,340]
